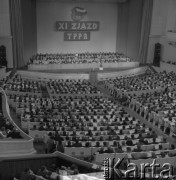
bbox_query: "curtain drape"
[9,0,24,68]
[116,0,143,61]
[138,0,153,64]
[116,2,129,55]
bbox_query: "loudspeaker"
[153,43,161,67]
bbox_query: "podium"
[99,61,103,71]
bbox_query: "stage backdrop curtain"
[138,0,153,64]
[9,0,24,68]
[116,0,143,61]
[116,2,129,56]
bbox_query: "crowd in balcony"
[28,52,133,65]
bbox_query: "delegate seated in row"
[104,71,176,93]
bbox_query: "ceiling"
[38,0,127,3]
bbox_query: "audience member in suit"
[139,137,148,145]
[115,146,124,153]
[126,138,134,146]
[104,146,114,153]
[7,127,22,139]
[46,136,56,153]
[95,141,100,147]
[20,168,35,180]
[67,141,72,147]
[37,166,51,179]
[133,145,142,152]
[98,147,105,154]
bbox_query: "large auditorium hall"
[1,0,176,180]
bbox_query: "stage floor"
[17,65,146,82]
[28,62,139,72]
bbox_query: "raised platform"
[28,61,139,71]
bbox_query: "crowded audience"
[3,77,43,93]
[104,71,176,94]
[7,92,175,159]
[129,88,176,135]
[15,163,84,180]
[47,79,101,95]
[2,70,176,163]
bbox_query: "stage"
[28,61,139,71]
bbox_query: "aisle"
[124,106,176,147]
[89,71,97,85]
[95,81,176,147]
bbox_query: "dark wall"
[21,0,37,67]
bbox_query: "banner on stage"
[56,21,99,31]
[64,31,90,41]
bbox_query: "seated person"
[37,166,51,179]
[114,146,124,153]
[20,168,35,180]
[104,146,114,153]
[0,126,7,138]
[133,145,142,152]
[72,140,82,147]
[7,127,22,139]
[97,147,105,154]
[56,141,65,153]
[139,137,148,145]
[126,138,134,146]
